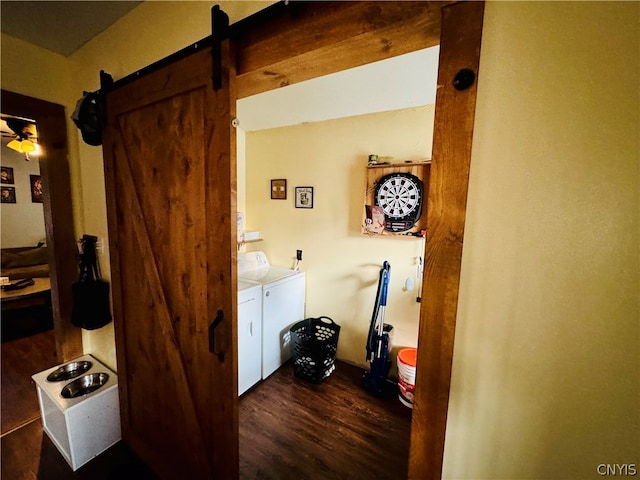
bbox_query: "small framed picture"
[30,175,43,203]
[271,179,287,200]
[1,186,16,203]
[1,167,14,184]
[295,186,314,209]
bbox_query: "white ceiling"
[0,1,142,56]
[237,46,440,131]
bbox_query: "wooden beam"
[235,1,452,98]
[408,2,485,479]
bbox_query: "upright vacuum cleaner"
[363,261,396,396]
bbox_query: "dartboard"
[374,172,424,232]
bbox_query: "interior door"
[101,41,238,479]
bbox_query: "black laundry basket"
[290,316,340,383]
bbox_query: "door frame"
[1,90,82,362]
[228,2,484,477]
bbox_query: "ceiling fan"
[1,114,39,160]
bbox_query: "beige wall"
[0,34,74,104]
[245,106,434,367]
[1,1,638,478]
[0,150,45,247]
[443,2,639,479]
[1,33,85,246]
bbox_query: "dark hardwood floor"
[2,333,412,480]
[240,361,412,480]
[1,305,57,435]
[1,417,157,480]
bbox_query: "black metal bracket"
[93,2,292,95]
[99,70,114,125]
[208,309,225,362]
[211,5,230,91]
[99,70,114,90]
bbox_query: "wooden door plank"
[101,94,129,439]
[408,2,485,479]
[105,126,212,478]
[115,136,212,477]
[102,44,238,479]
[206,38,239,480]
[104,50,216,116]
[235,1,452,98]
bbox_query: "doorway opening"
[0,112,54,435]
[0,91,81,435]
[235,46,439,476]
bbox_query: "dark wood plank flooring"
[1,417,156,480]
[2,354,411,479]
[1,306,57,435]
[240,361,412,480]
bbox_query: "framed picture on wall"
[30,175,43,203]
[1,167,14,184]
[271,179,287,200]
[1,186,16,203]
[295,186,314,209]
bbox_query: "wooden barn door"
[99,1,483,478]
[101,41,238,479]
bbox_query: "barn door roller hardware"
[211,5,229,91]
[96,2,293,94]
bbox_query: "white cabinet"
[238,282,262,396]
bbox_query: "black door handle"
[209,309,224,362]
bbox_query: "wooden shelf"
[237,238,263,250]
[366,160,430,169]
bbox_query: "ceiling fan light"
[7,138,23,152]
[23,123,37,138]
[20,139,36,153]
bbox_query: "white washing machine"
[238,280,262,395]
[239,251,306,379]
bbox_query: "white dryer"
[239,251,306,379]
[238,280,262,395]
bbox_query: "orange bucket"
[397,348,417,408]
